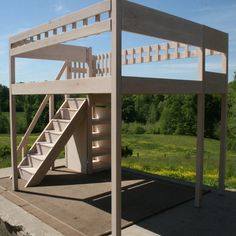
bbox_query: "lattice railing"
[95,53,111,77]
[70,62,88,79]
[95,41,221,76]
[122,42,220,65]
[10,0,111,55]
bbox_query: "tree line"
[1,77,236,150]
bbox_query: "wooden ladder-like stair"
[18,98,87,187]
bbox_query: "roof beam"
[14,44,88,62]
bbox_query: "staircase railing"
[17,62,69,160]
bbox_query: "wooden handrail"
[17,62,68,158]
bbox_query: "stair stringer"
[25,100,87,187]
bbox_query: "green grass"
[0,133,38,168]
[0,133,64,168]
[122,134,236,189]
[1,133,236,189]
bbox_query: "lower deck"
[0,162,235,236]
[0,160,198,236]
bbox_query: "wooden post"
[64,62,72,168]
[65,62,72,99]
[10,56,18,191]
[195,46,205,207]
[49,95,55,170]
[87,49,94,174]
[111,0,122,235]
[219,94,227,194]
[218,50,228,194]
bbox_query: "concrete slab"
[0,167,11,178]
[0,195,63,236]
[122,190,236,236]
[1,164,235,236]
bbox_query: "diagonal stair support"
[18,98,87,187]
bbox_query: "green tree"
[122,96,136,123]
[0,84,9,112]
[0,113,9,133]
[228,79,236,150]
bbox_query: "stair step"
[92,131,110,141]
[19,166,37,182]
[29,154,46,167]
[92,117,110,125]
[92,146,111,156]
[92,155,111,171]
[67,98,85,109]
[59,108,78,120]
[51,119,70,131]
[36,142,54,155]
[44,130,62,143]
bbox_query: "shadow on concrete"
[13,168,197,233]
[124,189,236,236]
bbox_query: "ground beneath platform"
[0,167,197,236]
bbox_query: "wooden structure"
[9,1,228,235]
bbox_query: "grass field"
[1,133,236,188]
[122,134,236,189]
[0,133,38,168]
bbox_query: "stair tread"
[67,98,86,101]
[20,166,37,174]
[92,117,110,124]
[92,132,110,140]
[44,130,62,135]
[36,141,54,147]
[61,108,79,111]
[30,154,47,160]
[52,119,70,123]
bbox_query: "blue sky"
[0,0,235,86]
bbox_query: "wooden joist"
[10,0,111,44]
[11,20,111,56]
[11,77,112,95]
[15,44,88,62]
[122,1,228,53]
[11,75,227,96]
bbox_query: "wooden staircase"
[18,98,87,187]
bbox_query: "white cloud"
[54,2,69,14]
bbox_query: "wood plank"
[11,20,111,56]
[10,0,111,44]
[195,47,205,208]
[9,56,18,191]
[204,26,228,53]
[16,44,88,62]
[11,77,112,95]
[111,0,122,235]
[122,77,203,94]
[219,49,228,194]
[204,71,227,94]
[12,76,227,96]
[122,1,203,47]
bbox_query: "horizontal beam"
[122,1,228,52]
[122,76,227,94]
[15,44,88,62]
[11,20,111,56]
[10,0,111,44]
[204,73,227,94]
[11,77,112,95]
[122,76,203,94]
[204,26,228,53]
[11,76,227,96]
[122,1,203,47]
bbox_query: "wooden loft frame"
[122,1,228,53]
[10,0,111,56]
[9,1,228,236]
